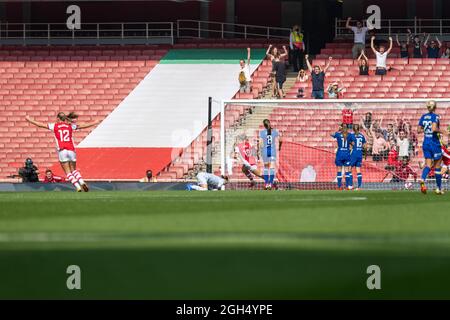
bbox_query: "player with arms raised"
[233,134,263,187]
[259,119,282,190]
[25,112,101,192]
[417,100,447,195]
[331,124,352,190]
[349,124,366,190]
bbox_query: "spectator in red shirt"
[43,169,65,183]
[390,157,417,183]
[339,104,354,130]
[387,144,399,166]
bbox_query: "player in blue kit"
[331,124,352,190]
[417,100,448,195]
[349,124,366,190]
[259,119,282,190]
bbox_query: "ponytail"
[263,119,271,135]
[57,112,67,121]
[67,112,79,120]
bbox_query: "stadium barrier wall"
[0,182,188,192]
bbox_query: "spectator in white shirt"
[371,36,393,76]
[346,17,368,59]
[396,130,410,158]
[289,25,305,72]
[238,47,252,93]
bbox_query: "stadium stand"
[2,38,449,182]
[160,39,450,181]
[77,48,265,179]
[0,41,284,181]
[287,39,450,99]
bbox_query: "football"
[404,182,414,190]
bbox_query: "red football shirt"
[235,141,256,166]
[48,122,77,151]
[442,145,450,166]
[387,148,399,166]
[342,109,353,125]
[393,164,417,181]
[43,175,65,183]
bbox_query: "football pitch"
[0,190,450,299]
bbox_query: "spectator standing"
[357,50,369,75]
[273,46,288,98]
[396,130,410,158]
[289,25,305,72]
[385,122,396,145]
[424,35,442,58]
[371,36,393,76]
[267,45,288,98]
[404,121,418,157]
[43,169,65,183]
[370,127,389,161]
[410,31,425,58]
[441,48,450,59]
[396,34,410,58]
[346,17,368,59]
[362,112,372,129]
[305,55,332,99]
[238,47,252,93]
[387,143,399,166]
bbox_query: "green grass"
[0,190,450,299]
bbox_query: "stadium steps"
[0,46,167,179]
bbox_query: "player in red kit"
[25,112,101,192]
[441,136,450,179]
[234,135,263,187]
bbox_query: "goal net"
[219,99,450,190]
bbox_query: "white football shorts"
[58,150,77,163]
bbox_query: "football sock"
[357,173,362,188]
[349,172,353,187]
[269,168,275,184]
[337,171,342,188]
[421,166,431,181]
[345,171,350,187]
[243,169,253,181]
[72,170,85,185]
[263,168,269,184]
[66,173,81,189]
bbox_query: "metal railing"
[335,18,450,38]
[0,21,174,45]
[177,19,291,40]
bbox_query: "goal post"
[219,99,450,190]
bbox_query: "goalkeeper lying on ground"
[186,172,229,191]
